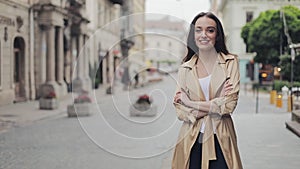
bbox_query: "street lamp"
[120,38,134,89]
[289,43,300,111]
[289,44,300,89]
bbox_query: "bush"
[273,80,290,92]
[273,80,300,92]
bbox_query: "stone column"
[83,35,88,78]
[57,26,67,95]
[70,36,76,81]
[46,26,55,82]
[78,35,84,79]
[40,29,47,84]
[102,56,107,85]
[83,35,91,89]
[72,34,91,93]
[39,25,59,98]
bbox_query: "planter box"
[67,103,92,117]
[39,98,58,110]
[129,103,157,117]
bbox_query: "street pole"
[291,47,295,89]
[256,84,259,114]
[290,47,295,111]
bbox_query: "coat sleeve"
[173,67,197,124]
[212,57,240,115]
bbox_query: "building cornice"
[0,0,30,10]
[218,0,227,11]
[32,3,68,18]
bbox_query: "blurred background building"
[1,0,299,106]
[0,0,146,106]
[120,0,146,88]
[210,0,300,88]
[144,16,186,73]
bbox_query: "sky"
[145,0,210,22]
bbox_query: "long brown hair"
[183,12,229,62]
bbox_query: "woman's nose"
[200,31,207,38]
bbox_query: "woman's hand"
[220,79,233,97]
[174,89,190,106]
[191,109,207,119]
[180,89,191,106]
[174,91,182,103]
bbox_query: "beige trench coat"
[172,53,243,169]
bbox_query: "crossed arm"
[173,79,233,120]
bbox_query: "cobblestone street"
[0,74,179,169]
[1,74,300,169]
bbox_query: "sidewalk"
[0,72,165,134]
[0,85,114,134]
[160,91,300,169]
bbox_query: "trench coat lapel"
[210,56,226,98]
[181,56,206,101]
[181,53,235,101]
[210,53,235,99]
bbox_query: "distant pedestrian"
[172,12,243,169]
[134,73,139,88]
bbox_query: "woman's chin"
[198,45,215,51]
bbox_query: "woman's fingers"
[221,80,233,96]
[191,110,207,119]
[174,92,181,103]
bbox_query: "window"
[246,11,254,23]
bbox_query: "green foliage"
[294,81,300,88]
[273,80,300,92]
[273,80,290,92]
[279,53,300,82]
[241,5,300,66]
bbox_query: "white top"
[198,75,213,133]
[198,75,211,101]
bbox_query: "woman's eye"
[195,29,202,33]
[207,28,216,33]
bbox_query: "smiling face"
[194,16,217,51]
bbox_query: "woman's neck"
[196,49,218,76]
[198,49,218,62]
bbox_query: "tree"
[241,5,300,66]
[280,54,300,82]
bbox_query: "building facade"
[86,0,122,88]
[0,0,125,106]
[145,16,186,71]
[120,0,146,86]
[0,0,32,105]
[210,0,300,86]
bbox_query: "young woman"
[172,12,243,169]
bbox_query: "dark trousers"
[189,133,228,169]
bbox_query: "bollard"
[276,94,283,108]
[270,90,277,104]
[287,94,293,112]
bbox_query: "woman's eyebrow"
[207,26,216,29]
[195,26,216,28]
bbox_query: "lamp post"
[289,43,300,111]
[290,46,295,89]
[120,38,134,89]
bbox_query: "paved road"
[162,86,300,169]
[234,92,300,169]
[0,73,300,169]
[0,73,180,169]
